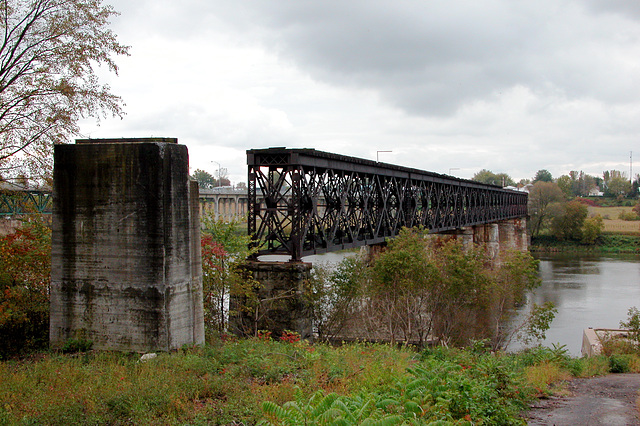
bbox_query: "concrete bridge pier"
[50,138,205,352]
[450,217,529,259]
[229,261,313,340]
[359,243,387,264]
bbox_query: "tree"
[314,228,549,349]
[367,227,436,345]
[0,217,51,357]
[193,168,231,188]
[311,255,367,342]
[555,175,573,199]
[472,169,515,187]
[550,200,588,241]
[606,176,632,197]
[581,215,604,245]
[533,169,553,183]
[528,181,564,237]
[192,169,216,189]
[0,0,129,181]
[489,250,550,349]
[215,167,231,187]
[200,213,256,335]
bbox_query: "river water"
[263,251,640,357]
[520,253,640,357]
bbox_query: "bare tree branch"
[0,0,129,181]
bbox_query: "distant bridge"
[247,148,528,261]
[0,184,52,216]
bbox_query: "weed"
[0,340,592,424]
[620,306,640,344]
[524,361,572,396]
[60,337,93,354]
[280,330,301,344]
[609,354,632,373]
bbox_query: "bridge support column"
[471,218,529,259]
[359,242,387,264]
[230,261,313,340]
[458,226,474,250]
[50,138,204,352]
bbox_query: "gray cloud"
[195,1,640,117]
[93,0,640,182]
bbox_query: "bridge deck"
[248,148,527,260]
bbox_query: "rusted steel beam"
[247,148,527,260]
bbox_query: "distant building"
[589,188,604,197]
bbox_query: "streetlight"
[376,150,392,162]
[211,161,221,188]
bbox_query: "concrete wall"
[229,261,313,339]
[50,138,204,352]
[0,218,22,236]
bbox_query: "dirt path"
[524,374,640,425]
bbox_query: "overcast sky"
[80,0,640,184]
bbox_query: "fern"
[310,392,340,419]
[259,401,295,425]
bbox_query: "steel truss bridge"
[248,148,528,261]
[0,189,52,216]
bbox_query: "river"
[262,251,640,357]
[520,253,640,357]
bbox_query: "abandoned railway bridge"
[31,139,529,350]
[247,147,528,260]
[233,147,529,337]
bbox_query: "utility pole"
[376,150,392,162]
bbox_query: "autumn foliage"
[200,214,258,336]
[0,218,51,357]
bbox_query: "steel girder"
[247,148,528,260]
[0,190,52,216]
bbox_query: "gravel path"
[524,374,640,425]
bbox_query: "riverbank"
[1,340,638,424]
[531,234,640,254]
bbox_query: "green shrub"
[609,354,632,373]
[61,338,93,354]
[620,306,640,344]
[618,211,640,221]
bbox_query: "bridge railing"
[248,148,528,260]
[0,189,52,216]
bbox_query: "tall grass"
[0,340,411,425]
[0,340,638,425]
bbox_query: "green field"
[588,206,640,235]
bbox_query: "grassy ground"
[531,206,640,253]
[587,206,640,235]
[0,339,635,425]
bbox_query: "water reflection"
[519,253,640,356]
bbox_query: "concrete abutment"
[50,138,204,352]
